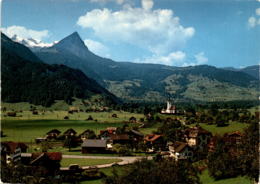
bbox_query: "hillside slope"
[32,32,259,102]
[1,33,118,106]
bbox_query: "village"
[1,101,255,184]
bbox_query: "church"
[161,101,176,114]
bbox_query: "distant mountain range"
[222,65,259,80]
[1,33,118,107]
[4,32,259,103]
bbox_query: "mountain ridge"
[1,33,119,106]
[18,32,260,102]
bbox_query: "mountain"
[222,65,259,80]
[11,34,56,51]
[1,33,118,107]
[2,33,42,62]
[33,32,259,102]
[239,65,259,80]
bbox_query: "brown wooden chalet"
[184,126,212,151]
[99,127,118,140]
[128,130,144,142]
[144,134,165,152]
[223,131,243,145]
[63,128,77,137]
[46,129,61,139]
[1,142,28,164]
[82,139,107,153]
[30,152,62,176]
[79,130,96,140]
[109,134,130,144]
[129,116,137,123]
[168,141,194,160]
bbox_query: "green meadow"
[1,120,128,142]
[1,110,144,122]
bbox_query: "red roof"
[32,152,62,161]
[144,134,162,142]
[224,131,243,137]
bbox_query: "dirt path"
[21,153,153,170]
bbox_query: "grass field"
[1,119,130,142]
[1,110,144,122]
[198,122,249,135]
[60,158,122,167]
[199,169,252,184]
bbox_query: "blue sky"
[2,0,260,68]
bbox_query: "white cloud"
[256,8,260,16]
[142,0,153,11]
[194,52,208,64]
[1,25,49,41]
[248,16,259,28]
[84,39,110,57]
[136,51,208,67]
[247,8,260,28]
[77,0,195,55]
[138,51,186,66]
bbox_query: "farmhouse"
[144,134,165,152]
[69,106,79,112]
[223,131,243,145]
[168,141,194,160]
[64,128,77,137]
[128,130,144,142]
[109,134,130,144]
[161,101,176,114]
[82,139,107,153]
[1,141,27,164]
[30,152,62,176]
[46,129,61,139]
[79,129,96,140]
[99,127,118,140]
[184,126,212,151]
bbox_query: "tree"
[208,121,259,181]
[112,144,132,156]
[40,141,53,152]
[104,158,201,184]
[239,120,259,182]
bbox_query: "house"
[35,137,47,144]
[7,112,16,117]
[184,126,212,151]
[111,114,118,118]
[223,131,243,145]
[144,134,165,152]
[109,134,130,144]
[82,139,107,153]
[129,117,137,123]
[161,101,176,114]
[128,130,144,142]
[64,128,77,137]
[46,129,61,139]
[30,152,62,176]
[99,127,118,140]
[79,130,96,140]
[168,141,194,160]
[1,141,27,164]
[69,106,79,113]
[207,136,218,152]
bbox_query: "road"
[21,153,153,170]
